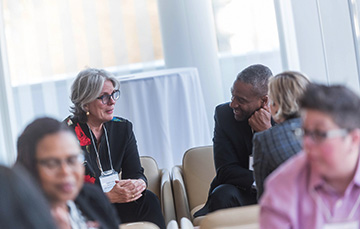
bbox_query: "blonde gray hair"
[269,71,310,121]
[70,68,120,122]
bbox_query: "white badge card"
[99,170,119,193]
[249,154,254,171]
[323,221,359,229]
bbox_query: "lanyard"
[310,187,360,222]
[87,124,114,175]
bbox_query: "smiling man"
[194,64,273,217]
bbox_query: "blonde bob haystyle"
[269,71,310,122]
[70,68,120,123]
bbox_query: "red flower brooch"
[84,175,95,184]
[75,123,91,146]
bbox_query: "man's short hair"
[299,83,360,129]
[236,64,273,97]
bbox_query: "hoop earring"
[86,111,90,116]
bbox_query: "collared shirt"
[260,151,360,229]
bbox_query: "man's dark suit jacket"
[75,183,120,229]
[194,102,256,217]
[210,102,255,193]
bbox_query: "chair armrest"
[166,220,179,229]
[160,168,176,225]
[199,204,260,228]
[180,217,194,229]
[171,166,191,223]
[119,222,159,229]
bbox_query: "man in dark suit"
[194,64,273,217]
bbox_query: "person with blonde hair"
[253,71,310,199]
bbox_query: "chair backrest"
[140,156,161,198]
[182,146,216,211]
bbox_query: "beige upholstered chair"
[140,156,176,225]
[199,204,259,229]
[171,146,216,226]
[175,205,259,229]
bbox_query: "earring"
[86,111,90,116]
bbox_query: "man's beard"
[233,108,254,121]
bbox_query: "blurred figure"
[16,117,120,229]
[253,71,310,199]
[65,68,165,228]
[260,84,360,228]
[0,164,57,229]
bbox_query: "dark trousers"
[194,184,257,217]
[114,190,166,229]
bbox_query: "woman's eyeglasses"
[37,154,85,174]
[97,90,120,104]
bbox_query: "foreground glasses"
[37,154,85,173]
[294,128,349,143]
[97,90,120,104]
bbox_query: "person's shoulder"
[260,152,308,217]
[215,102,234,119]
[109,116,131,125]
[215,102,231,112]
[106,117,134,131]
[280,118,302,130]
[253,127,272,140]
[256,118,301,138]
[265,152,307,188]
[63,115,78,128]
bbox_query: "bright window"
[2,0,164,86]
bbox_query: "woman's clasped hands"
[106,179,147,203]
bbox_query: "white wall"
[282,0,359,91]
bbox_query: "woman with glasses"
[64,68,165,228]
[260,84,360,229]
[15,117,120,228]
[252,71,310,199]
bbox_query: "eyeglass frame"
[36,154,85,173]
[97,89,120,104]
[294,127,349,143]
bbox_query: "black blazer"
[75,183,120,229]
[252,118,302,199]
[65,116,147,186]
[209,103,255,193]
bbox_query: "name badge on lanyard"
[249,154,254,171]
[323,221,359,229]
[99,169,119,193]
[87,124,119,193]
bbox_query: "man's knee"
[210,184,242,209]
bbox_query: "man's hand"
[106,179,146,203]
[248,104,272,132]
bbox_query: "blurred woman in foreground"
[16,117,120,228]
